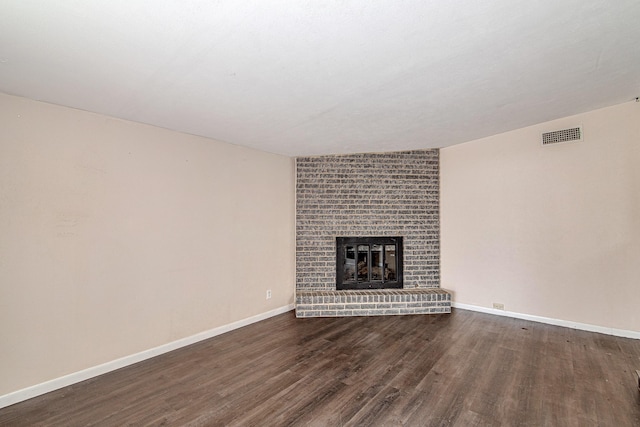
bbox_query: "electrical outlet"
[266,290,272,300]
[492,302,505,310]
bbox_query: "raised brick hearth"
[295,288,451,318]
[295,149,451,318]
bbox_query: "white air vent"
[542,126,582,146]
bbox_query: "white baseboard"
[0,304,295,410]
[452,302,640,340]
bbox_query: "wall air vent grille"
[542,127,582,146]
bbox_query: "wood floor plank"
[1,309,639,426]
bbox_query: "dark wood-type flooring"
[1,309,640,426]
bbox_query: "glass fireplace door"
[336,237,403,290]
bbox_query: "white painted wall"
[0,93,295,397]
[441,101,640,333]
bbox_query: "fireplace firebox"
[336,236,403,290]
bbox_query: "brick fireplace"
[295,150,451,317]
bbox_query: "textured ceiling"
[1,1,639,156]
